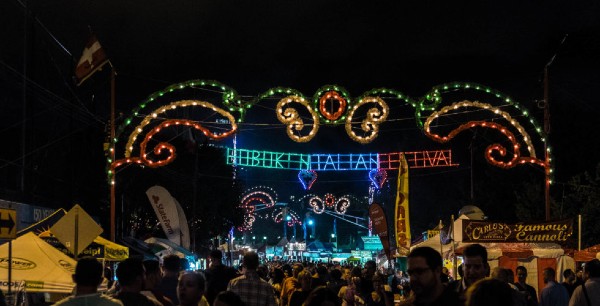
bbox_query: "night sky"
[1,0,599,243]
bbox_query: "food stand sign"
[462,219,573,243]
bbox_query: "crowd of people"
[38,244,600,306]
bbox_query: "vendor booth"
[412,213,575,295]
[567,244,600,262]
[0,232,76,294]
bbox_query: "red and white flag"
[75,34,109,85]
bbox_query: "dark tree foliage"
[513,177,546,222]
[116,139,244,253]
[556,163,600,249]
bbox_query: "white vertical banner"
[174,199,191,249]
[146,186,181,245]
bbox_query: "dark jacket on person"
[205,264,238,304]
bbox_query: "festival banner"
[146,186,181,245]
[395,153,410,255]
[174,198,191,249]
[369,202,390,259]
[462,219,573,243]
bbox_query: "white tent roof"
[0,232,76,293]
[144,237,196,260]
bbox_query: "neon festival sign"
[226,148,458,171]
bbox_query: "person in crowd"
[341,267,352,283]
[288,270,313,306]
[141,260,173,306]
[54,257,123,306]
[105,265,116,289]
[304,286,342,306]
[213,291,246,306]
[312,264,329,288]
[360,261,377,298]
[258,264,270,282]
[491,267,526,306]
[177,271,208,306]
[561,269,577,298]
[506,268,517,287]
[390,269,409,297]
[328,268,347,300]
[574,268,584,287]
[569,258,600,306]
[465,278,513,306]
[228,251,277,306]
[205,250,239,305]
[515,266,539,306]
[339,276,365,306]
[491,268,515,289]
[113,258,162,306]
[281,264,293,279]
[539,267,569,306]
[439,272,449,285]
[405,246,460,306]
[159,254,181,305]
[367,272,393,306]
[448,244,489,303]
[280,263,303,306]
[270,267,286,304]
[442,267,454,282]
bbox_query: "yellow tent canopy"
[39,231,129,261]
[0,233,76,293]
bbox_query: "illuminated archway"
[107,80,552,239]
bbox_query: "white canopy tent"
[0,232,76,293]
[144,237,197,265]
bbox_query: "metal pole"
[544,66,551,221]
[542,35,567,221]
[20,0,28,194]
[451,215,457,280]
[75,206,79,258]
[110,67,116,241]
[191,137,199,252]
[438,220,443,258]
[8,241,12,297]
[283,207,288,239]
[578,214,582,251]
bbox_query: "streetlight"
[331,233,337,250]
[307,219,315,240]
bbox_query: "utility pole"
[542,34,567,221]
[110,66,117,241]
[544,66,551,221]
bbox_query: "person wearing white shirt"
[569,259,600,306]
